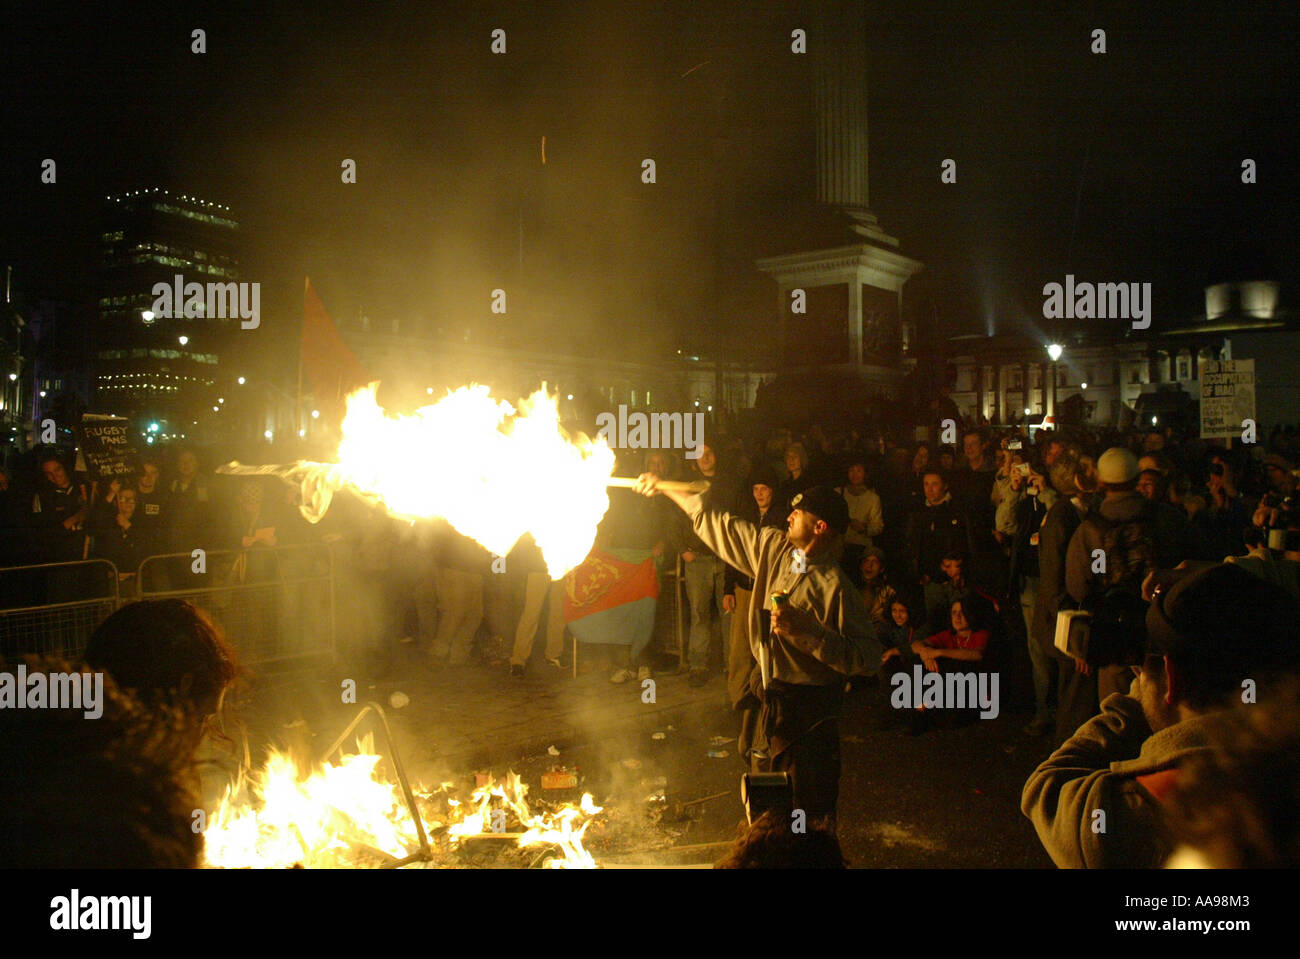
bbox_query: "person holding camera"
[1022,563,1300,868]
[1001,455,1057,736]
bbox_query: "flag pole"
[297,277,307,436]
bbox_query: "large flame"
[203,736,604,869]
[203,734,424,868]
[329,384,615,578]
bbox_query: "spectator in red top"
[912,597,991,672]
[901,596,993,734]
[920,597,987,665]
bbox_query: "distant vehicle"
[1134,385,1197,434]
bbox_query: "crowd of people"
[4,412,1300,867]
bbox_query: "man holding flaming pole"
[634,475,878,819]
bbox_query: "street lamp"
[178,335,189,346]
[237,376,246,385]
[1046,343,1064,418]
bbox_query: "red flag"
[563,550,660,622]
[300,278,370,422]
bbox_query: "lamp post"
[1046,343,1063,421]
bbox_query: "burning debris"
[203,734,606,869]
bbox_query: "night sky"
[3,0,1296,371]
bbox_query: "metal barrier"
[0,545,336,669]
[137,544,337,668]
[0,559,121,662]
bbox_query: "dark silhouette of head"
[0,656,204,867]
[714,810,846,869]
[84,600,239,741]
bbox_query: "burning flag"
[331,384,616,578]
[224,383,617,579]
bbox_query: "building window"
[1176,354,1191,380]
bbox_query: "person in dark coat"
[1035,455,1097,743]
[904,470,974,616]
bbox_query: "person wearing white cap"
[1061,447,1195,726]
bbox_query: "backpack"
[1080,500,1159,666]
[1088,499,1159,592]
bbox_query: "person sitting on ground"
[857,547,897,628]
[876,594,922,730]
[879,595,919,675]
[902,596,993,734]
[912,596,992,675]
